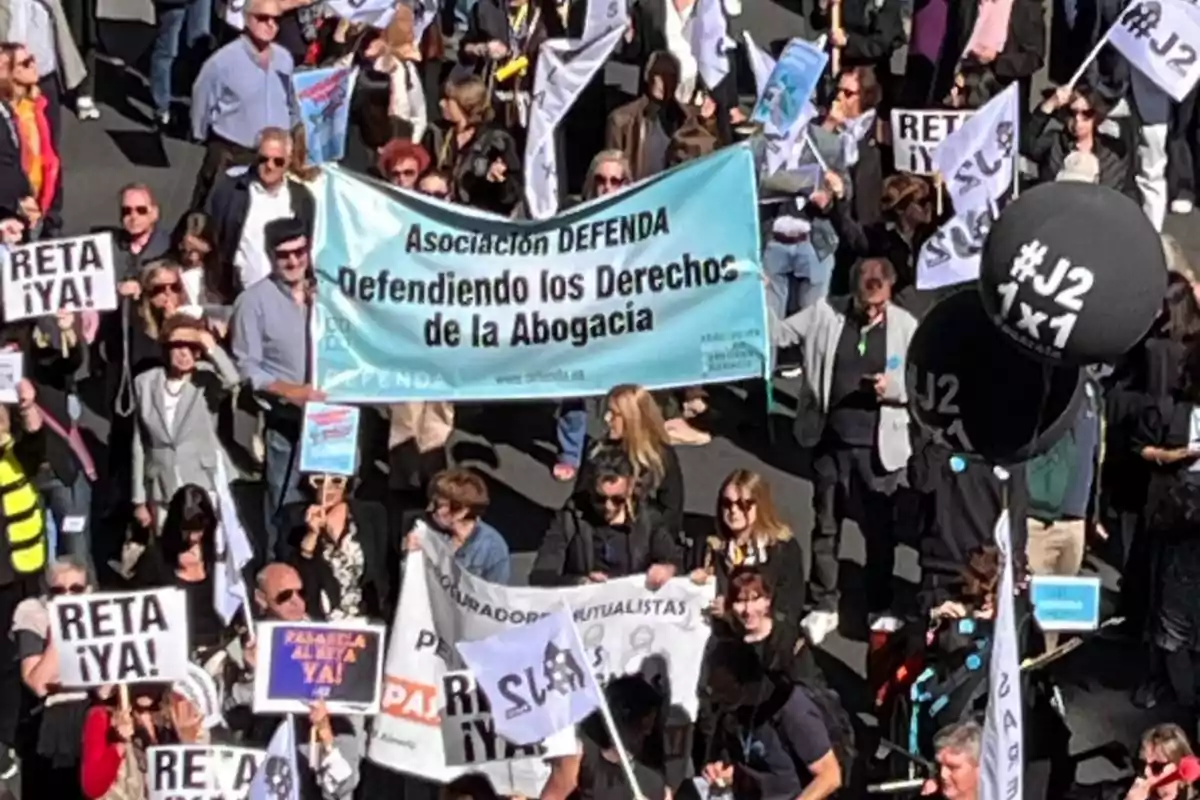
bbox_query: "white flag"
[746,35,824,177]
[742,31,776,96]
[978,508,1024,800]
[212,463,254,626]
[1108,0,1200,102]
[932,83,1019,213]
[456,608,603,746]
[582,0,627,42]
[690,0,730,91]
[916,202,998,289]
[248,719,300,800]
[524,25,626,220]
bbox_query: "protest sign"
[325,0,395,26]
[311,147,768,402]
[292,67,359,166]
[750,39,828,138]
[932,84,1019,212]
[148,745,267,800]
[0,351,23,404]
[916,203,998,290]
[298,401,361,476]
[1030,575,1102,632]
[253,620,386,715]
[367,522,714,796]
[440,670,576,767]
[2,232,118,322]
[50,587,189,687]
[889,109,974,174]
[1108,0,1200,102]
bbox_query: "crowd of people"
[0,0,1196,796]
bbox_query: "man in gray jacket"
[772,256,918,644]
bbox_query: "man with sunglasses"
[529,448,678,588]
[114,184,171,296]
[232,217,325,559]
[189,0,296,210]
[206,126,315,292]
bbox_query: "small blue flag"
[292,67,358,166]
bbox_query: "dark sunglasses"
[595,174,628,189]
[274,246,307,261]
[836,85,859,98]
[392,167,420,180]
[149,282,182,297]
[719,497,755,512]
[122,205,150,216]
[251,12,279,22]
[1137,759,1172,777]
[166,340,203,354]
[1070,106,1096,119]
[273,588,302,604]
[49,583,86,596]
[592,492,626,508]
[258,155,287,168]
[422,189,450,199]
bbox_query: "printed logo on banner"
[253,621,386,715]
[888,109,974,174]
[916,204,998,290]
[50,588,190,687]
[493,641,588,721]
[147,745,266,800]
[439,671,574,766]
[993,238,1096,358]
[298,401,361,475]
[906,366,974,453]
[1109,0,1200,101]
[2,232,119,323]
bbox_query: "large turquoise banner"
[311,147,768,401]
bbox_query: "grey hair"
[850,256,898,287]
[1163,233,1196,283]
[933,720,983,763]
[46,555,89,583]
[255,126,292,152]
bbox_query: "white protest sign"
[440,670,576,767]
[50,587,190,687]
[367,523,714,796]
[932,84,1020,212]
[326,0,396,27]
[1109,0,1200,102]
[2,232,118,322]
[889,109,974,174]
[147,745,267,800]
[0,351,22,404]
[917,203,998,290]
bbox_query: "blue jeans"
[264,426,304,561]
[150,0,212,114]
[763,238,833,318]
[557,400,587,468]
[41,471,93,578]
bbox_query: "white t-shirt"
[163,378,186,432]
[234,181,294,290]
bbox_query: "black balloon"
[906,290,1084,464]
[978,181,1166,365]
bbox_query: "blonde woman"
[691,470,805,632]
[361,5,428,143]
[1116,724,1196,800]
[582,384,683,535]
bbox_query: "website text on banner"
[367,522,715,795]
[310,146,768,402]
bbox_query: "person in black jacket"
[820,0,905,80]
[529,448,678,587]
[0,104,32,218]
[1025,85,1131,193]
[285,474,392,622]
[722,567,824,687]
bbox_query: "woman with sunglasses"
[130,315,239,532]
[417,170,452,200]
[0,45,60,225]
[133,485,227,658]
[1027,84,1130,193]
[692,471,806,638]
[378,139,432,190]
[1068,723,1196,799]
[10,557,92,800]
[287,473,391,621]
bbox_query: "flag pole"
[564,604,647,800]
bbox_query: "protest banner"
[0,351,23,404]
[750,39,828,138]
[298,401,361,476]
[253,620,386,715]
[932,84,1019,212]
[439,670,577,767]
[889,109,974,175]
[292,67,358,166]
[367,522,714,796]
[50,587,189,687]
[916,202,998,290]
[1105,0,1200,101]
[148,745,267,800]
[311,147,768,402]
[2,232,118,323]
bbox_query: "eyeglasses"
[1070,106,1095,120]
[274,246,307,262]
[251,12,279,22]
[273,588,302,604]
[49,583,86,596]
[421,188,450,199]
[309,474,348,491]
[122,205,150,216]
[1137,759,1172,777]
[166,340,203,354]
[391,167,420,181]
[149,282,182,297]
[592,492,626,508]
[595,174,628,189]
[836,85,859,98]
[719,497,755,512]
[258,154,287,168]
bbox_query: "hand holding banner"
[2,233,118,322]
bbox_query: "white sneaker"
[802,609,839,645]
[1171,198,1195,215]
[75,95,100,120]
[869,612,904,633]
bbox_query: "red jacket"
[13,94,60,214]
[80,706,124,800]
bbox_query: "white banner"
[367,523,714,795]
[50,588,190,687]
[933,84,1019,212]
[1109,0,1200,102]
[916,202,998,290]
[148,745,267,800]
[2,232,117,322]
[326,0,397,27]
[889,109,974,175]
[979,508,1024,800]
[524,25,626,220]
